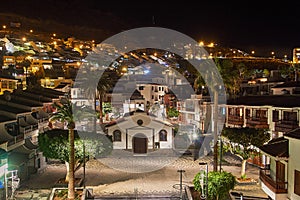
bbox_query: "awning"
[259,137,288,160]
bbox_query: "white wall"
[287,137,300,200]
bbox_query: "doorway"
[133,133,148,154]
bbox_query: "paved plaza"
[14,151,269,199]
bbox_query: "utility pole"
[83,140,86,189]
[213,89,218,172]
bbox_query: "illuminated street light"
[30,29,33,33]
[22,37,26,42]
[199,41,204,46]
[53,33,56,37]
[2,25,6,29]
[271,51,275,59]
[251,50,255,55]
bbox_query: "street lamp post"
[177,170,185,200]
[199,162,208,199]
[213,89,218,172]
[83,140,86,189]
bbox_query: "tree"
[96,71,114,124]
[49,99,76,199]
[19,59,31,87]
[193,170,236,200]
[222,127,270,177]
[167,107,179,118]
[38,129,112,180]
[214,58,248,99]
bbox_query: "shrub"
[193,170,236,200]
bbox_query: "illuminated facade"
[293,48,300,63]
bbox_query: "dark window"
[37,158,41,168]
[283,111,297,121]
[113,130,122,141]
[139,86,144,90]
[295,170,300,196]
[246,109,250,119]
[273,110,279,122]
[159,129,168,141]
[137,119,143,126]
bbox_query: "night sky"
[1,0,300,58]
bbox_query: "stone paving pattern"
[14,150,269,199]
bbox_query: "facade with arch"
[105,110,174,154]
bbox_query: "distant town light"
[199,41,204,46]
[251,50,255,54]
[2,25,6,29]
[53,33,56,37]
[30,29,33,33]
[22,37,26,42]
[207,42,214,48]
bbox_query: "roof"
[0,94,43,107]
[130,89,144,100]
[272,81,300,88]
[54,82,69,89]
[26,86,64,99]
[259,137,288,159]
[227,95,300,107]
[13,89,53,103]
[284,128,300,140]
[0,104,30,114]
[105,110,172,128]
[0,114,15,123]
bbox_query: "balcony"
[246,117,269,129]
[19,124,38,135]
[260,169,287,194]
[275,120,299,132]
[1,134,25,151]
[227,115,244,126]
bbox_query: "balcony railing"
[227,115,244,126]
[38,117,49,123]
[19,124,38,134]
[260,169,287,194]
[246,117,268,129]
[7,134,25,147]
[275,120,299,132]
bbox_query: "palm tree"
[50,99,76,200]
[96,72,114,124]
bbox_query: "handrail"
[260,169,287,193]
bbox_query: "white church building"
[105,110,174,154]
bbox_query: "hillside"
[0,12,129,42]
